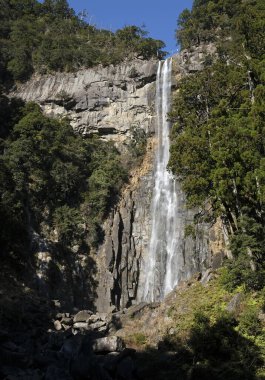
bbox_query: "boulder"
[227,293,243,313]
[92,336,125,353]
[54,320,62,331]
[73,310,93,323]
[61,317,73,326]
[89,313,101,323]
[90,321,107,330]
[73,322,90,330]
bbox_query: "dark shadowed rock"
[116,356,136,380]
[61,317,73,326]
[45,365,73,380]
[60,334,84,359]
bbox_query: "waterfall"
[143,58,185,302]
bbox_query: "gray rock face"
[12,50,226,314]
[96,164,221,311]
[13,58,158,148]
[95,49,227,312]
[96,162,154,312]
[173,43,217,76]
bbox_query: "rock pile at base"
[0,307,138,380]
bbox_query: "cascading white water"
[143,58,185,302]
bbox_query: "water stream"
[143,58,185,302]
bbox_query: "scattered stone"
[62,324,72,331]
[90,321,107,330]
[54,320,62,331]
[98,325,108,333]
[168,327,175,336]
[92,336,125,353]
[89,313,101,323]
[52,300,61,308]
[61,317,73,325]
[73,310,93,323]
[55,313,64,320]
[126,302,148,318]
[227,293,243,313]
[73,322,90,330]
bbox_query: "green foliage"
[0,0,166,83]
[129,332,147,346]
[184,224,196,239]
[156,274,265,380]
[171,0,265,284]
[185,311,261,380]
[176,0,265,50]
[53,205,83,246]
[0,99,127,262]
[128,124,148,161]
[238,306,262,337]
[220,257,265,292]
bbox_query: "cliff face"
[95,140,155,312]
[13,58,158,148]
[96,159,225,312]
[13,58,158,311]
[13,50,225,312]
[95,45,224,312]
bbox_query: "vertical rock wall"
[13,47,226,312]
[95,45,226,312]
[96,145,155,311]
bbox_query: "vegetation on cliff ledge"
[0,0,166,83]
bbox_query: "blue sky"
[68,0,193,55]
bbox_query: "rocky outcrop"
[13,58,158,148]
[173,42,217,77]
